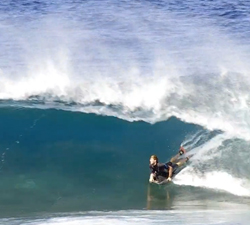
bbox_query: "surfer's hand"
[167,177,172,182]
[149,174,155,183]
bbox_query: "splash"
[176,133,250,196]
[175,170,250,197]
[1,1,250,140]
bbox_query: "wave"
[0,106,249,214]
[1,0,250,215]
[1,1,250,139]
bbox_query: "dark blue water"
[1,0,250,224]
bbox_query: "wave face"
[0,107,250,216]
[1,0,250,218]
[0,107,199,214]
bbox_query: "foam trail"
[181,132,226,159]
[175,133,250,196]
[175,170,250,197]
[6,210,250,225]
[181,130,211,151]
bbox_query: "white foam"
[6,210,250,225]
[175,170,250,197]
[176,133,250,196]
[1,1,250,140]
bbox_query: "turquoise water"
[0,107,199,214]
[0,107,250,221]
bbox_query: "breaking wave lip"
[0,98,156,123]
[1,0,250,140]
[1,91,250,142]
[1,0,250,142]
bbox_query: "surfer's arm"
[149,173,156,183]
[167,166,173,181]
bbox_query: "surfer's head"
[150,155,158,165]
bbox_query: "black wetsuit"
[149,162,178,182]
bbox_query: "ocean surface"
[1,0,250,224]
